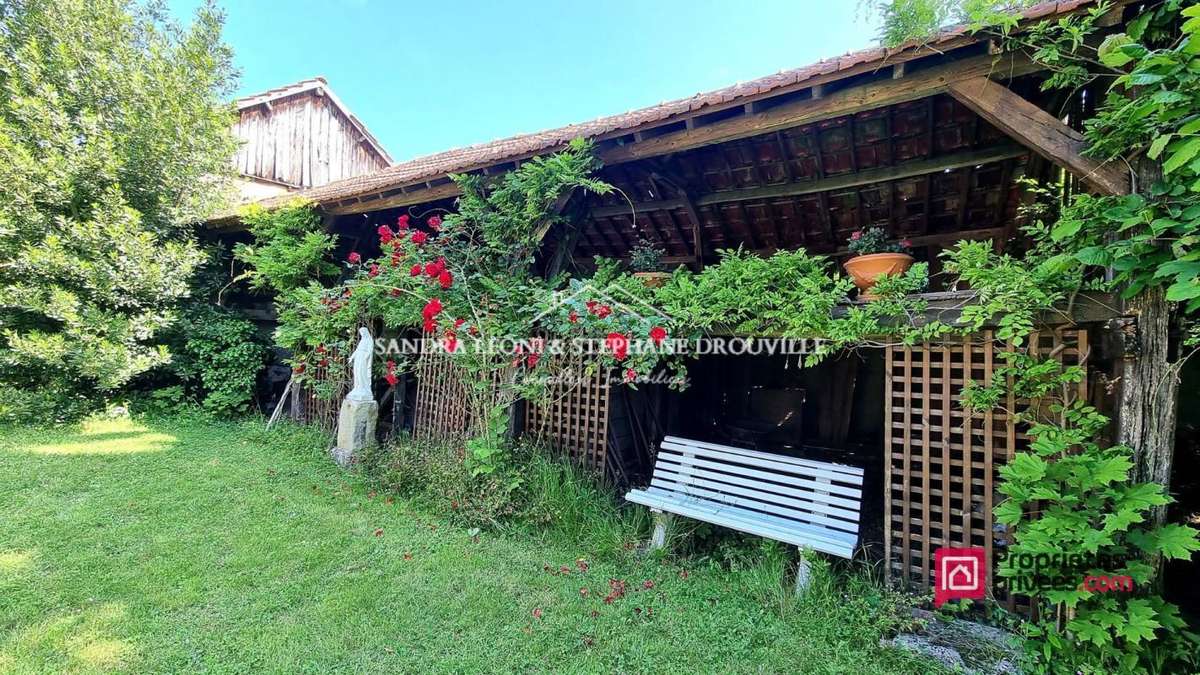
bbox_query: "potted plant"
[629,237,671,288]
[843,227,913,299]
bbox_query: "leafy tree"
[0,0,237,422]
[861,0,1038,47]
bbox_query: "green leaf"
[1116,599,1161,644]
[1153,523,1200,559]
[1165,138,1200,175]
[1148,134,1172,160]
[1166,279,1200,302]
[1066,617,1112,647]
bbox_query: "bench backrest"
[651,436,864,541]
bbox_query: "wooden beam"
[325,182,462,215]
[699,145,1023,208]
[601,53,1038,166]
[947,76,1129,196]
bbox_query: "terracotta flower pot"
[634,272,671,288]
[843,252,914,299]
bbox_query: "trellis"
[523,355,611,475]
[411,353,470,440]
[884,327,1088,612]
[290,358,347,431]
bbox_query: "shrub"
[169,305,269,416]
[362,436,642,557]
[0,0,238,422]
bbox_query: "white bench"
[625,435,864,592]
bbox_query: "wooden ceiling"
[560,94,1029,265]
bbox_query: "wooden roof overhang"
[212,0,1135,284]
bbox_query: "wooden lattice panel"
[412,354,470,440]
[291,358,347,431]
[523,356,611,475]
[884,328,1088,609]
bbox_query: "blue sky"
[167,1,881,163]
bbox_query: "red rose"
[438,270,453,289]
[624,368,637,382]
[411,231,428,245]
[595,305,612,319]
[315,344,326,354]
[422,297,443,320]
[385,373,399,386]
[397,214,410,230]
[526,353,540,368]
[425,261,441,278]
[390,288,401,297]
[585,300,598,312]
[368,264,380,278]
[443,335,458,353]
[293,364,305,374]
[454,318,466,328]
[409,263,421,276]
[605,332,629,361]
[649,326,667,346]
[428,215,443,230]
[423,318,437,333]
[850,230,862,240]
[568,311,579,323]
[377,225,393,244]
[347,251,361,263]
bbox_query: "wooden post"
[795,547,813,595]
[1116,286,1179,526]
[1116,158,1179,529]
[649,510,673,550]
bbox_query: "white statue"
[347,326,375,402]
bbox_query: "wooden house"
[230,77,392,202]
[218,0,1185,607]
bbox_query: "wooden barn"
[230,77,392,202]
[217,0,1185,605]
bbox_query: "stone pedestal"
[330,396,378,468]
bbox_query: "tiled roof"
[233,0,1101,215]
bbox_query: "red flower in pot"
[843,227,913,300]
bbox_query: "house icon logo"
[934,547,986,607]
[531,279,672,324]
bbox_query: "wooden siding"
[233,92,388,189]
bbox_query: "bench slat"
[655,450,863,500]
[652,467,860,522]
[650,476,859,534]
[660,441,863,487]
[628,488,856,558]
[655,459,861,512]
[663,436,863,478]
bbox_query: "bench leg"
[794,547,813,596]
[649,510,673,550]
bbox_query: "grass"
[0,414,937,673]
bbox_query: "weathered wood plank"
[947,76,1129,195]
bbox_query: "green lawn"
[0,415,934,673]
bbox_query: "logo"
[531,280,672,324]
[934,547,986,607]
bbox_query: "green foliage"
[991,399,1200,673]
[941,240,1075,345]
[233,200,339,294]
[0,0,237,422]
[168,305,269,415]
[847,226,912,255]
[865,0,1036,47]
[628,237,666,273]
